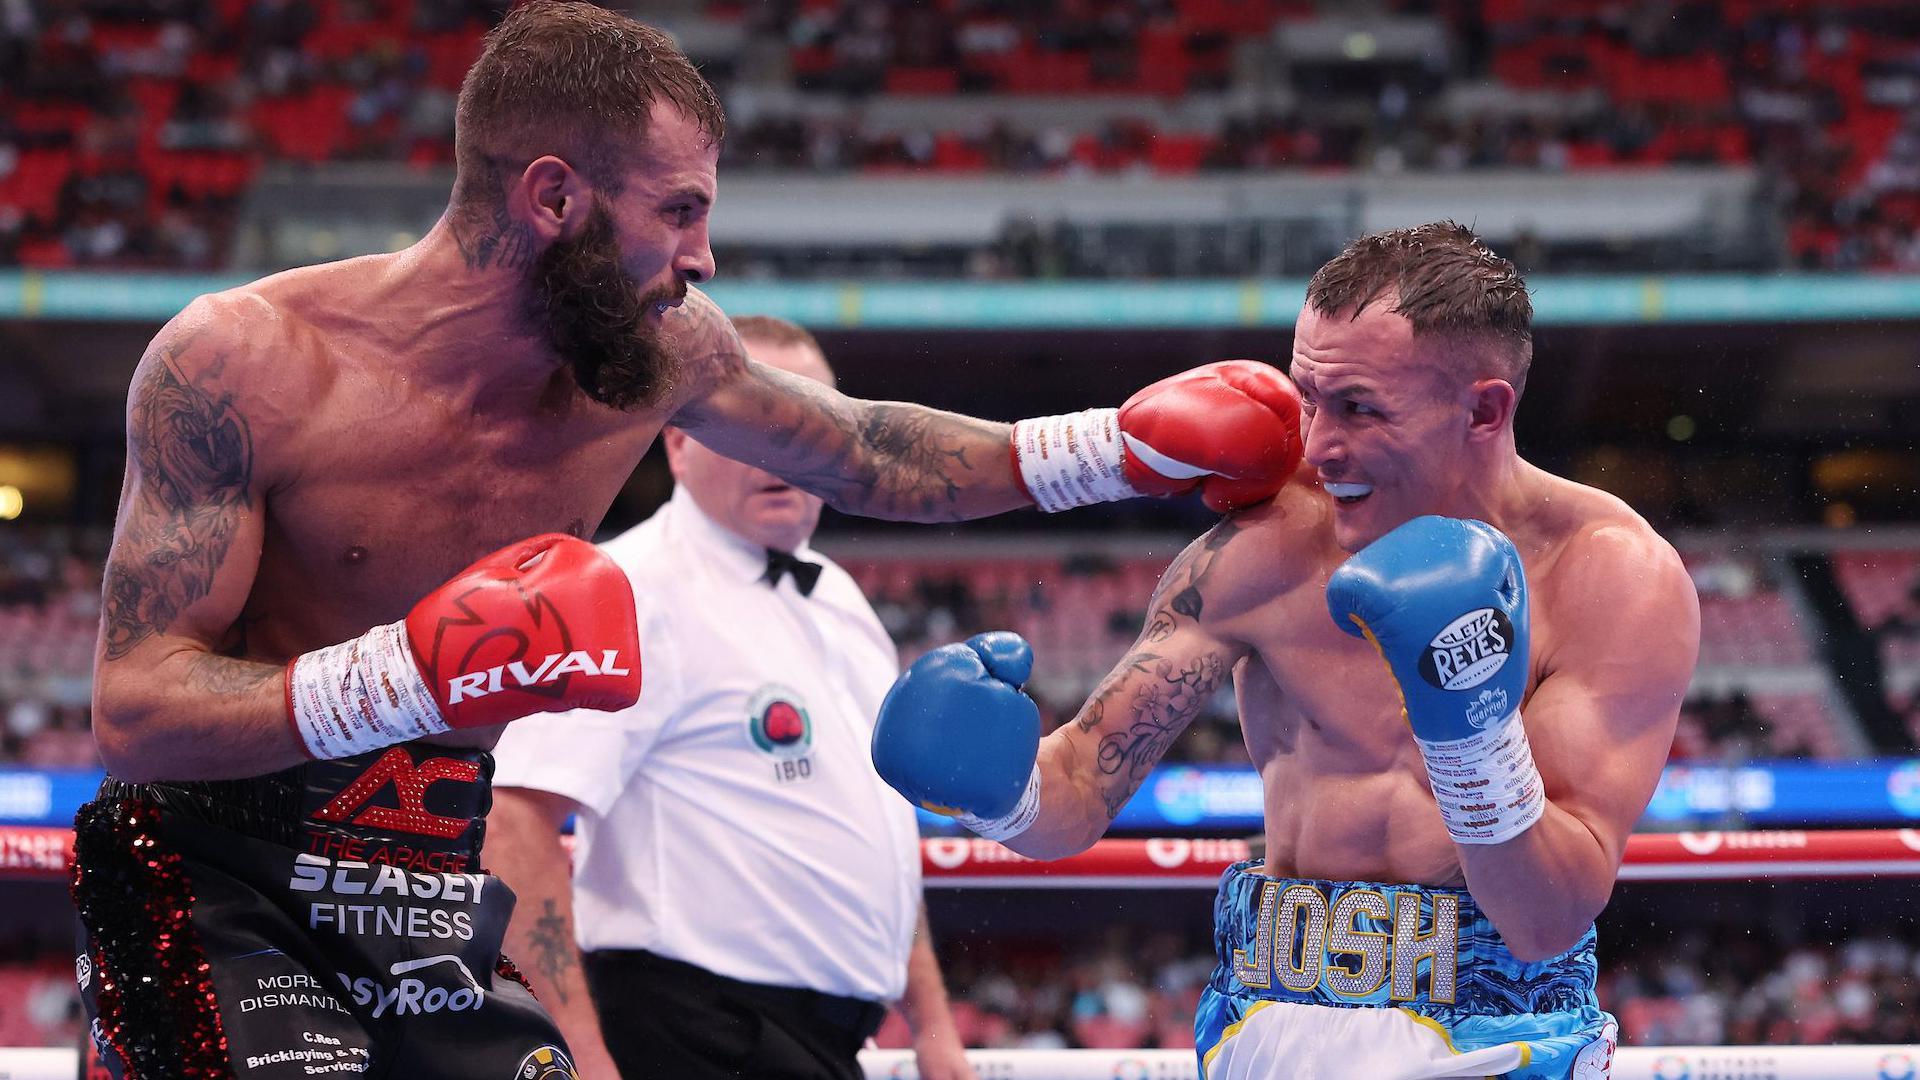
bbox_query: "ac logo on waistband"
[747,684,816,785]
[311,746,482,840]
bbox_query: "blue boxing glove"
[1327,517,1545,845]
[871,631,1043,841]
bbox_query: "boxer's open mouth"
[1324,482,1373,504]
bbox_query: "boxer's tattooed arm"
[671,294,1017,520]
[1147,518,1241,638]
[526,899,578,1005]
[101,331,257,659]
[1072,518,1243,817]
[1089,652,1229,819]
[182,654,279,696]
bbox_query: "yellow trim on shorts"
[1395,1010,1532,1078]
[1396,1009,1461,1053]
[1201,1000,1276,1076]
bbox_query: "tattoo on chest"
[102,348,255,659]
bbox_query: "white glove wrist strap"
[1012,408,1137,513]
[1416,707,1545,846]
[956,766,1043,842]
[287,621,450,760]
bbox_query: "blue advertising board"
[913,759,1920,833]
[8,761,1919,832]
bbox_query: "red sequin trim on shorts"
[70,799,231,1079]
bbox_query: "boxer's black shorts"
[70,745,575,1080]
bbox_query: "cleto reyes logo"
[1419,608,1513,691]
[445,650,631,704]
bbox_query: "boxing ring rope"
[8,825,1920,884]
[4,826,1919,1079]
[856,1047,1920,1080]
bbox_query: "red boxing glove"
[286,534,641,759]
[1119,361,1305,512]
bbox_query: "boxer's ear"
[662,427,692,477]
[518,155,592,242]
[1465,378,1517,441]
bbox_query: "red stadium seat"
[887,68,961,95]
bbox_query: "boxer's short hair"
[1306,222,1533,397]
[734,316,834,385]
[733,315,822,356]
[454,1,725,199]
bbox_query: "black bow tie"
[763,549,822,597]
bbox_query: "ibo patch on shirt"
[747,684,816,785]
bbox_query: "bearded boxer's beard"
[524,201,681,410]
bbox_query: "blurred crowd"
[6,0,1920,270]
[1603,924,1920,1046]
[5,530,1914,768]
[0,531,100,768]
[905,920,1920,1051]
[10,915,1915,1050]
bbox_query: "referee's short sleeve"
[491,609,680,816]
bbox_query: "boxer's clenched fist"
[286,534,641,759]
[1327,517,1543,846]
[1117,360,1305,512]
[871,632,1043,840]
[1012,360,1304,514]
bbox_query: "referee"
[487,317,977,1080]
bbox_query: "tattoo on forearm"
[852,404,981,514]
[1091,652,1227,818]
[182,654,278,696]
[670,291,1008,520]
[1074,519,1243,815]
[1077,653,1157,733]
[102,338,255,659]
[758,383,1000,521]
[528,899,577,1004]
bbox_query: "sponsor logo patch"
[1418,608,1513,691]
[1463,687,1510,730]
[338,954,486,1019]
[445,649,631,704]
[514,1045,579,1080]
[747,684,816,784]
[309,747,482,840]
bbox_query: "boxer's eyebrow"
[1316,378,1375,401]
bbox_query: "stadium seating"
[0,536,1897,767]
[6,0,1920,269]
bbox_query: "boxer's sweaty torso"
[1213,469,1646,887]
[77,254,733,1077]
[205,254,712,752]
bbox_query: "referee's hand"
[911,1029,979,1080]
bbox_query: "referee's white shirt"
[491,486,922,1001]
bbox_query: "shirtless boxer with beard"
[70,5,1303,1078]
[873,223,1701,1080]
